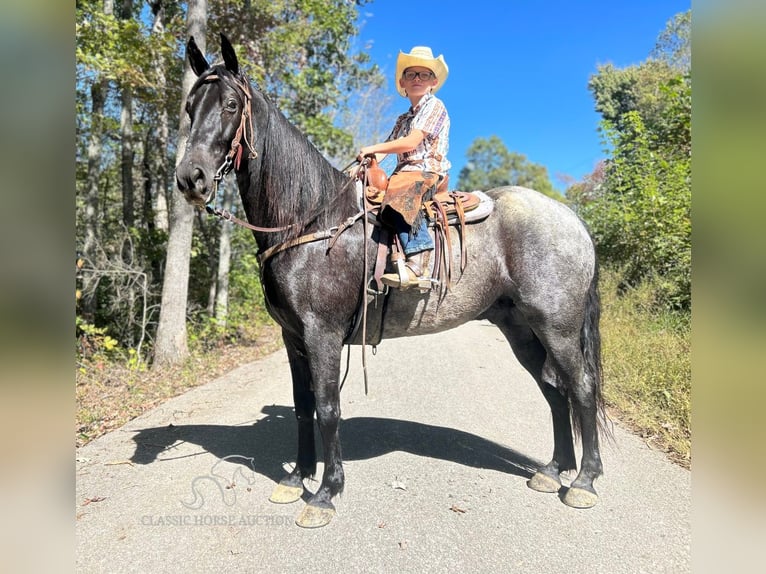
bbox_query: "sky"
[354,0,690,192]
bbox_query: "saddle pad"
[362,189,494,226]
[440,190,494,225]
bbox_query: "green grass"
[599,268,691,467]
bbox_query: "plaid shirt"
[388,93,451,175]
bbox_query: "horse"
[175,34,609,528]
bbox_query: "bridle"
[203,73,258,187]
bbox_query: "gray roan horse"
[176,34,609,528]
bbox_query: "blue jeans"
[399,217,434,256]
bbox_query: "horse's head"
[176,33,256,206]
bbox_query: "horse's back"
[488,186,591,244]
[488,185,595,272]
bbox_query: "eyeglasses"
[402,70,435,81]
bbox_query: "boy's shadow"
[130,405,542,484]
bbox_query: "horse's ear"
[186,36,209,77]
[220,33,239,76]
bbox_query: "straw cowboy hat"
[395,46,449,97]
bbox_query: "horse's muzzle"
[176,162,213,205]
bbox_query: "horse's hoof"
[269,483,303,504]
[295,504,335,528]
[563,486,598,509]
[527,471,561,493]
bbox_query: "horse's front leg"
[295,330,345,528]
[269,333,317,505]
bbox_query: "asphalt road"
[75,320,690,573]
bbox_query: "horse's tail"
[572,260,613,442]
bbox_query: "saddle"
[361,159,490,293]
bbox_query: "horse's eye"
[225,98,238,112]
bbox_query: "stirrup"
[380,255,436,291]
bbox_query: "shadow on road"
[130,405,542,484]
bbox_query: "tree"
[78,0,115,321]
[152,0,207,368]
[326,74,396,169]
[457,135,558,199]
[566,160,606,214]
[589,9,690,142]
[573,10,692,311]
[651,9,691,73]
[588,60,678,137]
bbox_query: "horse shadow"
[130,405,542,486]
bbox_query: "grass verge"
[599,268,691,468]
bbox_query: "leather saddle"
[359,159,493,294]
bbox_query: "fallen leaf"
[82,496,106,506]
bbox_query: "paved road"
[76,321,690,573]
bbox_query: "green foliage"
[227,228,273,329]
[77,316,120,359]
[574,11,691,312]
[456,135,560,200]
[187,225,275,351]
[76,0,179,95]
[588,60,678,136]
[651,9,691,73]
[582,108,690,310]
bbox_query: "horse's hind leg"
[492,317,577,493]
[529,379,578,494]
[269,334,316,504]
[561,361,603,508]
[537,331,603,508]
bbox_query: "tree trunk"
[119,0,134,228]
[80,0,115,320]
[152,0,207,368]
[148,0,169,233]
[214,183,234,327]
[120,89,134,228]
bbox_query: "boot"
[381,250,433,290]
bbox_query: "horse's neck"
[239,93,356,243]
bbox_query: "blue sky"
[355,0,690,192]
